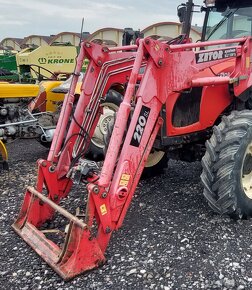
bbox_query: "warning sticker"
[119,174,131,186]
[100,204,107,215]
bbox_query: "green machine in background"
[0,50,19,82]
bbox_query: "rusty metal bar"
[192,76,230,87]
[170,37,246,51]
[27,186,87,229]
[108,45,138,52]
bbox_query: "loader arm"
[12,36,252,280]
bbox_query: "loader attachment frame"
[13,36,252,279]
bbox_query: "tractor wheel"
[87,90,168,176]
[201,110,252,219]
[86,90,122,161]
[141,149,168,178]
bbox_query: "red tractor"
[12,0,252,279]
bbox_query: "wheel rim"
[91,102,118,149]
[241,143,252,199]
[91,102,165,169]
[145,150,165,168]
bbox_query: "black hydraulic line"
[181,0,194,38]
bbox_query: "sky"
[0,0,204,40]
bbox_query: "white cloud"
[0,0,204,39]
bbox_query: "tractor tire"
[141,150,168,179]
[86,89,122,161]
[201,110,252,219]
[87,89,168,176]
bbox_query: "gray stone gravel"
[1,139,252,289]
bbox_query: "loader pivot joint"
[71,158,99,184]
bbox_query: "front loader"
[12,0,252,279]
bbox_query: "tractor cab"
[178,0,252,43]
[202,0,252,41]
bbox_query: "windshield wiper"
[207,9,238,40]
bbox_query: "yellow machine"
[28,80,63,112]
[0,43,82,170]
[0,82,39,98]
[16,45,77,80]
[0,74,84,169]
[0,80,65,161]
[0,139,8,171]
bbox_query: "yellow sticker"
[100,204,107,215]
[121,174,130,181]
[119,179,129,186]
[119,174,130,186]
[246,57,250,69]
[154,44,160,51]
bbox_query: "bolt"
[49,166,55,172]
[101,192,107,198]
[105,227,111,234]
[41,160,47,167]
[97,60,102,66]
[158,59,163,66]
[102,47,109,53]
[54,195,58,201]
[145,39,150,45]
[92,185,99,195]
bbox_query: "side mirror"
[177,6,187,23]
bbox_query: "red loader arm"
[12,36,252,280]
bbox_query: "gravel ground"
[1,139,252,290]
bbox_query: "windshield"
[205,6,252,41]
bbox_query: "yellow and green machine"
[16,45,78,81]
[0,41,86,169]
[0,41,90,170]
[0,44,78,82]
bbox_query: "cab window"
[206,7,252,41]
